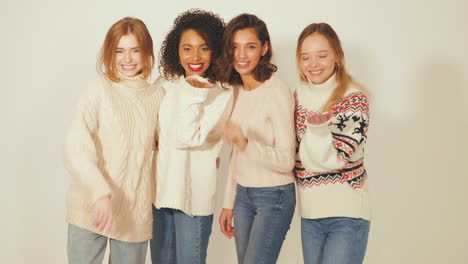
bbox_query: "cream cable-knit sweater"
[154,76,233,216]
[222,75,296,209]
[64,74,164,242]
[294,74,371,220]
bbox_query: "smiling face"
[232,28,268,78]
[178,29,212,77]
[299,33,338,84]
[114,34,143,78]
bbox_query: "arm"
[175,80,232,149]
[222,147,237,210]
[63,78,111,204]
[299,92,369,172]
[243,85,296,173]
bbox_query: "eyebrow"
[300,50,329,55]
[232,42,259,45]
[180,43,209,47]
[116,47,139,50]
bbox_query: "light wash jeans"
[150,206,213,264]
[67,224,147,264]
[233,183,296,264]
[301,217,370,264]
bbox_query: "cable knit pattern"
[222,75,296,209]
[155,76,233,216]
[294,74,371,220]
[64,74,164,242]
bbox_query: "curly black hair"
[159,9,225,83]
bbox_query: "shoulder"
[335,88,369,114]
[153,75,181,92]
[267,75,294,102]
[268,75,292,92]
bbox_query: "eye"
[133,49,140,53]
[248,45,256,49]
[116,50,123,53]
[319,55,327,58]
[183,47,191,52]
[202,47,210,52]
[301,56,309,61]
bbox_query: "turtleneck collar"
[306,73,337,91]
[298,74,337,111]
[117,73,149,90]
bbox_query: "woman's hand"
[219,208,235,238]
[92,194,113,233]
[185,75,214,88]
[306,111,333,125]
[224,120,248,151]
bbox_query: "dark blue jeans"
[233,183,296,264]
[150,206,213,264]
[301,217,370,264]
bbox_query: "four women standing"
[64,10,371,264]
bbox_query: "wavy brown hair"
[297,23,363,111]
[159,9,225,83]
[99,17,154,82]
[217,14,277,86]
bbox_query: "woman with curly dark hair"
[217,14,296,264]
[150,9,232,264]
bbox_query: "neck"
[240,74,263,91]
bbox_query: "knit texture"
[294,74,371,220]
[222,75,296,209]
[64,74,164,242]
[155,76,233,216]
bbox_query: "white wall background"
[2,0,468,263]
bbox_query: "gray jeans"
[67,224,147,264]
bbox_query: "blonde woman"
[295,23,371,264]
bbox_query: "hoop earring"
[334,63,340,72]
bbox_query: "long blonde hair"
[296,23,363,111]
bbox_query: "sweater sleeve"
[222,147,237,209]
[299,92,369,172]
[244,83,296,173]
[175,81,232,149]
[63,78,112,203]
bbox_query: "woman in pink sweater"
[217,13,296,264]
[64,17,163,264]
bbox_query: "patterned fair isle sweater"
[294,75,371,220]
[155,76,233,216]
[64,74,164,242]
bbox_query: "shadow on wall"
[365,60,468,264]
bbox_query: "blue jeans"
[150,206,213,264]
[67,224,147,264]
[301,217,370,264]
[233,183,296,264]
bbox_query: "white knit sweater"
[154,76,233,216]
[295,75,371,220]
[64,74,164,242]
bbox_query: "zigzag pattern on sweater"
[295,158,367,189]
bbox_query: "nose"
[307,57,318,68]
[124,51,132,63]
[236,47,247,60]
[193,49,201,61]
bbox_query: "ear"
[261,41,269,56]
